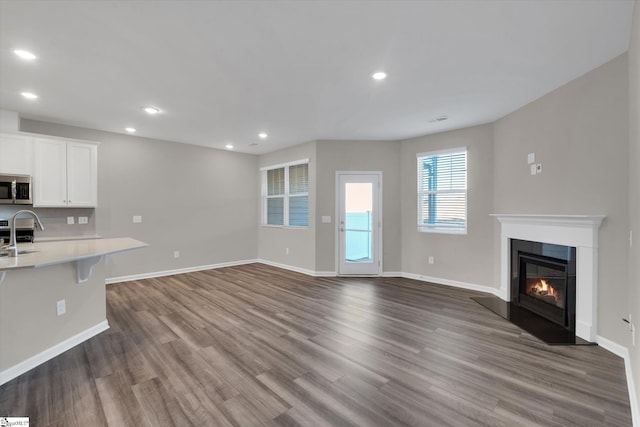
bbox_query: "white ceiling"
[0,0,634,154]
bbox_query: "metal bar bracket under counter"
[0,237,148,284]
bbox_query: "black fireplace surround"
[473,239,588,344]
[511,239,577,333]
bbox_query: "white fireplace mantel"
[491,214,605,341]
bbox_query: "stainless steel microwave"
[0,174,32,205]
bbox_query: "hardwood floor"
[0,263,633,426]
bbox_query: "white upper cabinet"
[33,138,98,208]
[0,133,33,175]
[67,142,98,207]
[33,138,67,207]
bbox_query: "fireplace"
[511,239,577,333]
[492,214,604,342]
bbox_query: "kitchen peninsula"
[0,237,147,385]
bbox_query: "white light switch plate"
[530,164,537,175]
[133,215,142,223]
[527,153,535,164]
[67,216,75,225]
[322,216,332,223]
[78,216,88,224]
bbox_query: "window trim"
[259,158,310,172]
[261,158,309,228]
[416,147,467,235]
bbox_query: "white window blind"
[266,168,285,225]
[262,160,309,227]
[288,163,309,226]
[417,147,467,233]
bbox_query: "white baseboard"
[314,271,338,277]
[597,334,629,358]
[400,271,500,296]
[0,320,109,386]
[257,259,319,277]
[596,335,639,426]
[382,271,403,277]
[105,259,259,284]
[629,358,639,427]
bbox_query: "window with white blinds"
[262,160,309,227]
[417,147,467,234]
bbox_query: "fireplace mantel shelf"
[490,214,605,228]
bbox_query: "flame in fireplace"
[529,279,558,301]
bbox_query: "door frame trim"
[335,171,383,276]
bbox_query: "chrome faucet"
[3,210,45,257]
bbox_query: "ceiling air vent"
[429,115,448,123]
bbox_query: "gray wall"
[20,119,259,280]
[399,125,495,287]
[628,0,639,411]
[315,140,401,273]
[1,259,106,372]
[257,141,317,271]
[493,54,630,345]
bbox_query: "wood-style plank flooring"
[0,263,633,426]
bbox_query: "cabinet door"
[0,134,33,175]
[33,138,68,207]
[67,142,98,207]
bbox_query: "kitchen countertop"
[0,237,148,271]
[36,234,103,242]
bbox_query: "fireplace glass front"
[518,253,568,327]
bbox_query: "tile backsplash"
[0,206,96,239]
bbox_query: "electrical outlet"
[428,256,434,264]
[133,215,142,223]
[67,216,75,225]
[78,216,88,224]
[285,247,290,255]
[56,299,66,316]
[174,251,180,258]
[530,164,537,175]
[527,153,535,164]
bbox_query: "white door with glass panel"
[338,173,382,275]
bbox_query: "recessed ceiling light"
[143,106,160,115]
[21,92,38,100]
[258,133,268,139]
[372,72,387,80]
[125,127,136,133]
[14,49,36,60]
[225,144,234,150]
